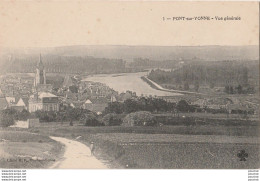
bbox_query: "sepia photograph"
[0,1,259,171]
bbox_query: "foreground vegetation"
[28,119,259,169]
[0,129,63,168]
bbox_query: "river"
[82,72,182,97]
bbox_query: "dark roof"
[89,97,109,104]
[71,101,84,108]
[21,98,29,106]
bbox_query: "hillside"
[0,45,258,61]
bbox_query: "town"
[0,55,258,123]
[0,48,259,169]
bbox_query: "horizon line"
[0,44,259,49]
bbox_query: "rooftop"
[38,92,57,98]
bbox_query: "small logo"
[237,150,248,161]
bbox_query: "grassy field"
[156,112,259,121]
[28,121,260,169]
[0,128,64,168]
[32,122,258,137]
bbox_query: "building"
[1,95,29,111]
[15,97,29,110]
[5,96,17,105]
[33,54,52,92]
[10,118,40,128]
[28,92,59,112]
[34,54,46,86]
[82,98,108,115]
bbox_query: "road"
[49,137,107,169]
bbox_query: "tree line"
[104,97,196,114]
[147,61,257,93]
[1,55,127,74]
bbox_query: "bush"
[80,113,102,126]
[122,111,156,126]
[0,109,16,127]
[17,109,30,121]
[101,113,123,126]
[35,110,57,122]
[177,100,192,112]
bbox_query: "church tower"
[34,54,46,86]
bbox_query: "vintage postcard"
[0,1,259,170]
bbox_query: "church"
[33,54,52,92]
[28,55,59,113]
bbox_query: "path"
[49,137,107,169]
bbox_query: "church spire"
[37,54,44,69]
[35,54,46,86]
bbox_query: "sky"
[0,1,258,47]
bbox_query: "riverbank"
[141,76,202,95]
[83,72,182,97]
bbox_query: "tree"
[69,120,73,126]
[104,102,124,114]
[242,66,248,86]
[80,113,101,126]
[0,109,16,127]
[69,85,78,93]
[194,80,199,92]
[124,99,139,113]
[224,85,234,94]
[177,100,190,112]
[184,81,189,91]
[209,81,215,89]
[35,110,57,122]
[230,86,234,94]
[15,109,30,121]
[101,113,122,126]
[246,86,255,94]
[175,76,181,84]
[236,85,243,94]
[122,111,156,126]
[56,112,66,124]
[224,85,229,94]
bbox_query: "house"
[28,92,59,112]
[2,95,29,111]
[10,118,40,128]
[9,97,30,111]
[110,96,117,102]
[28,118,40,128]
[69,101,84,109]
[16,97,29,109]
[82,98,108,114]
[5,96,18,106]
[85,99,92,104]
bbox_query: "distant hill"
[0,45,258,61]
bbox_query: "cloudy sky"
[0,1,258,47]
